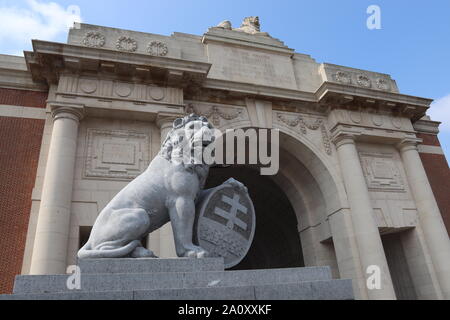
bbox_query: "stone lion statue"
[237,16,261,34]
[78,114,243,259]
[215,16,270,36]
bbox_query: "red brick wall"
[0,88,47,294]
[0,88,47,109]
[417,133,450,236]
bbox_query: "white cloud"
[0,0,82,55]
[429,94,450,132]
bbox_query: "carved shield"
[194,183,256,269]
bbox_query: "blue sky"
[1,0,449,158]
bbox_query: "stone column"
[154,114,181,258]
[29,104,84,275]
[333,133,396,299]
[398,139,450,298]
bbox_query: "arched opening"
[204,126,343,276]
[205,165,304,270]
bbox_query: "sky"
[0,0,449,159]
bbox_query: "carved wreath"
[334,71,352,84]
[376,78,390,91]
[277,113,322,133]
[116,36,138,52]
[356,74,372,88]
[147,41,168,56]
[82,32,106,48]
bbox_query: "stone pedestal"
[1,259,354,300]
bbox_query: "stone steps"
[1,258,354,300]
[2,280,353,300]
[13,266,332,294]
[78,257,225,274]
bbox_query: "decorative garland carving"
[333,71,352,84]
[277,112,332,155]
[321,125,332,155]
[147,41,168,56]
[356,74,371,88]
[332,69,392,91]
[116,36,138,52]
[376,78,390,90]
[82,32,105,48]
[277,113,322,132]
[187,104,242,126]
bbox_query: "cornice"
[25,40,212,87]
[22,41,434,123]
[315,81,432,122]
[413,119,441,135]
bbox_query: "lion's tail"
[77,239,141,259]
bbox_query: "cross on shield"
[213,194,248,231]
[194,181,256,269]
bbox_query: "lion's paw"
[130,246,158,258]
[184,246,209,259]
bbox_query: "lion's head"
[160,114,215,165]
[240,16,260,33]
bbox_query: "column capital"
[49,103,85,123]
[332,131,360,149]
[396,137,422,153]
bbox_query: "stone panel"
[84,129,150,180]
[319,63,399,93]
[206,43,297,90]
[58,75,183,106]
[359,152,405,192]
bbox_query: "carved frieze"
[320,125,332,155]
[376,78,390,91]
[356,74,371,88]
[84,129,150,180]
[57,75,183,106]
[333,71,352,85]
[391,116,403,129]
[114,82,134,98]
[116,36,138,52]
[322,64,396,92]
[370,109,384,127]
[148,87,165,101]
[359,152,405,192]
[82,32,106,48]
[276,111,332,155]
[79,78,98,94]
[186,104,244,127]
[348,108,362,124]
[147,41,168,56]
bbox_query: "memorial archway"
[207,126,346,275]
